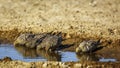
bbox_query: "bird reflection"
[14,46,61,61]
[14,46,37,58]
[37,49,61,61]
[76,53,99,62]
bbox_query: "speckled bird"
[37,34,62,51]
[76,39,100,53]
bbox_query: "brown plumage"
[76,39,100,53]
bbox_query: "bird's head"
[76,47,82,53]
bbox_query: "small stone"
[65,33,71,39]
[87,65,93,68]
[43,63,48,68]
[54,62,59,66]
[89,0,97,7]
[2,56,12,61]
[64,25,71,30]
[59,62,62,66]
[61,63,69,68]
[114,29,120,35]
[74,63,82,68]
[108,28,114,35]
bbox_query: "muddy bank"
[0,60,120,68]
[0,56,120,68]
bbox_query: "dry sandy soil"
[0,0,120,39]
[0,0,120,68]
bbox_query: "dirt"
[0,60,120,68]
[0,57,120,68]
[0,0,120,39]
[0,0,120,67]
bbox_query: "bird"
[37,33,62,51]
[76,39,100,53]
[14,32,62,51]
[14,33,46,48]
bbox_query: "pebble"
[54,62,59,66]
[61,63,70,68]
[87,65,93,68]
[2,56,12,61]
[114,29,120,35]
[43,63,48,68]
[74,63,82,68]
[65,33,71,39]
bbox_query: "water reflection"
[76,53,99,62]
[14,46,113,62]
[0,45,117,62]
[14,46,37,58]
[37,50,61,61]
[14,46,61,61]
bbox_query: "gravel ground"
[0,60,120,68]
[0,0,120,39]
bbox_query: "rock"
[74,63,82,68]
[43,63,48,68]
[76,39,100,53]
[61,63,70,68]
[1,57,12,61]
[54,62,59,66]
[64,33,71,39]
[37,34,62,51]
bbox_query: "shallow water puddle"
[0,44,47,62]
[60,52,79,62]
[99,58,117,62]
[0,44,117,62]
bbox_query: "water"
[0,44,117,62]
[0,44,47,62]
[99,58,117,62]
